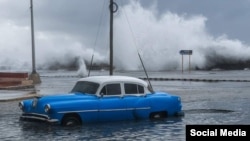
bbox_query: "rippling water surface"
[1,70,250,140]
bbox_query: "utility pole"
[29,0,41,84]
[109,0,114,75]
[109,0,118,75]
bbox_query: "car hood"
[37,92,97,102]
[24,93,97,107]
[22,92,98,113]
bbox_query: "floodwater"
[0,70,250,141]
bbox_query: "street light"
[29,0,41,84]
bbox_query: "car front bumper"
[20,113,59,124]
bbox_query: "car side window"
[100,84,121,95]
[125,83,144,94]
[138,85,144,93]
[71,81,99,94]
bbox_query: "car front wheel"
[62,115,81,126]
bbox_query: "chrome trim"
[22,113,50,118]
[127,107,151,110]
[20,115,58,123]
[20,113,59,123]
[100,108,128,112]
[58,107,151,114]
[58,109,98,114]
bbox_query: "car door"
[123,83,151,119]
[98,83,128,121]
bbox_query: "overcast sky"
[1,0,250,72]
[150,0,250,43]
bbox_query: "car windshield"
[71,81,100,94]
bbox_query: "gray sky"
[142,0,250,43]
[1,0,250,72]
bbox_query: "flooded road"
[1,70,250,140]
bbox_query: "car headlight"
[44,104,51,113]
[18,102,24,111]
[32,98,38,108]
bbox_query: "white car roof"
[78,75,148,87]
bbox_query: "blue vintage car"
[19,76,184,126]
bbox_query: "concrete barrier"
[0,72,34,89]
[139,77,250,82]
[0,72,28,78]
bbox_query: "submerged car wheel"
[149,111,167,120]
[62,114,82,126]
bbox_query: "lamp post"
[109,0,114,75]
[109,0,118,75]
[29,0,41,84]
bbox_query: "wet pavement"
[0,90,38,102]
[0,70,250,140]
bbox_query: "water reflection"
[184,109,234,114]
[18,118,184,141]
